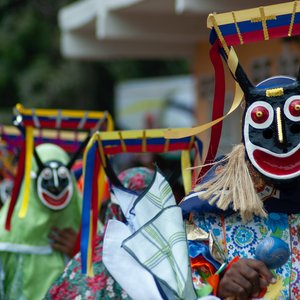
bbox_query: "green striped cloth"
[122,170,196,299]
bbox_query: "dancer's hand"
[217,258,275,300]
[49,227,77,258]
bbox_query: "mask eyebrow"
[266,88,284,97]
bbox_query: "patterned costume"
[0,144,82,299]
[48,2,300,298]
[45,167,154,300]
[179,1,300,297]
[181,151,300,299]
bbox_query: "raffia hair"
[194,144,267,222]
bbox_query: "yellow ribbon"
[164,48,243,139]
[18,126,34,218]
[87,211,94,277]
[181,150,192,195]
[98,166,106,210]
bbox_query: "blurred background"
[0,0,189,123]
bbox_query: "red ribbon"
[197,41,225,183]
[5,139,26,230]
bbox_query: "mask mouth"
[41,190,70,207]
[251,145,300,179]
[40,187,72,210]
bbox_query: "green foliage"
[0,0,189,124]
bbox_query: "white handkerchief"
[103,220,163,300]
[123,206,196,300]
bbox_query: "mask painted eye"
[246,101,273,129]
[57,166,68,179]
[42,168,52,180]
[289,99,300,117]
[284,95,300,121]
[251,106,269,124]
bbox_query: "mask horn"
[33,149,44,172]
[234,63,254,95]
[296,65,300,82]
[66,134,91,170]
[66,113,109,170]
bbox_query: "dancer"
[0,143,82,299]
[179,2,300,298]
[46,167,154,299]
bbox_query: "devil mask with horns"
[35,157,74,210]
[235,64,300,187]
[0,142,83,300]
[33,137,87,210]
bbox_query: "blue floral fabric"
[192,211,295,299]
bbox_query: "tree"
[0,0,189,123]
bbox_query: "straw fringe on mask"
[195,144,267,222]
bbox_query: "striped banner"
[4,104,114,224]
[14,103,113,132]
[80,129,203,275]
[207,2,300,51]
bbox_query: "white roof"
[58,0,285,60]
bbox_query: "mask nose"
[47,185,60,195]
[275,107,288,152]
[45,170,61,195]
